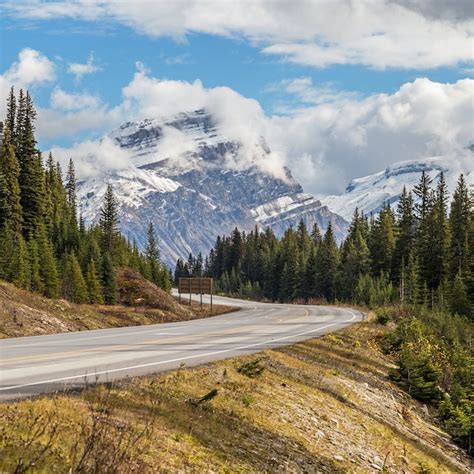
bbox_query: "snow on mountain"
[320,151,474,221]
[77,110,349,267]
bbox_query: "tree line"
[0,87,171,304]
[176,171,473,318]
[176,173,473,451]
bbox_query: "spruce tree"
[37,224,59,298]
[17,91,45,238]
[12,233,30,289]
[449,174,470,279]
[450,274,471,317]
[310,222,322,247]
[339,229,370,300]
[414,172,436,291]
[145,221,161,285]
[392,187,414,284]
[368,203,395,277]
[0,126,22,233]
[99,184,119,257]
[430,172,449,289]
[86,259,103,304]
[101,252,118,305]
[65,158,77,222]
[0,166,8,228]
[5,86,16,143]
[27,235,44,293]
[314,223,339,301]
[302,246,318,301]
[62,252,88,303]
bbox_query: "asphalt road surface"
[0,293,362,401]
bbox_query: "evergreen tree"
[101,252,118,305]
[65,158,77,222]
[145,222,161,285]
[99,184,119,257]
[278,240,300,302]
[314,223,339,301]
[12,233,30,289]
[392,187,414,284]
[302,246,318,301]
[310,222,322,247]
[414,172,436,291]
[37,225,59,298]
[27,236,43,293]
[5,86,16,143]
[296,219,311,259]
[450,273,471,317]
[86,259,103,304]
[0,165,8,228]
[449,174,470,279]
[430,172,449,289]
[369,203,395,277]
[62,252,88,303]
[0,126,22,233]
[17,91,45,238]
[339,229,370,300]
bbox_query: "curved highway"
[0,293,362,401]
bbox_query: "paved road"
[0,293,362,401]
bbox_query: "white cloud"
[0,48,55,116]
[43,68,473,195]
[1,50,471,197]
[49,136,133,179]
[67,52,101,80]
[266,77,359,113]
[36,102,127,140]
[50,87,100,110]
[5,0,473,70]
[267,78,474,195]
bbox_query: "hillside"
[0,269,235,339]
[1,318,470,473]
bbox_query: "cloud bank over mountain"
[1,46,472,196]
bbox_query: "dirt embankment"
[1,321,471,473]
[0,268,236,338]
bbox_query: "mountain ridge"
[77,110,349,267]
[320,151,473,220]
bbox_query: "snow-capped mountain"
[77,110,348,267]
[320,151,474,221]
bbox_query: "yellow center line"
[1,309,311,367]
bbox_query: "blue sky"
[0,1,472,194]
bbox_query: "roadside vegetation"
[178,172,474,454]
[0,269,235,338]
[1,319,471,473]
[0,88,173,307]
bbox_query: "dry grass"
[0,276,237,339]
[1,321,471,473]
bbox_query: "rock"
[334,455,344,462]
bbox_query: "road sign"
[178,277,213,294]
[178,277,214,311]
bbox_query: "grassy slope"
[1,320,471,473]
[0,269,236,338]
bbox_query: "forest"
[0,87,171,304]
[176,171,473,451]
[176,172,473,316]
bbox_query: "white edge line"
[1,311,360,392]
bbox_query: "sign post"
[178,278,214,313]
